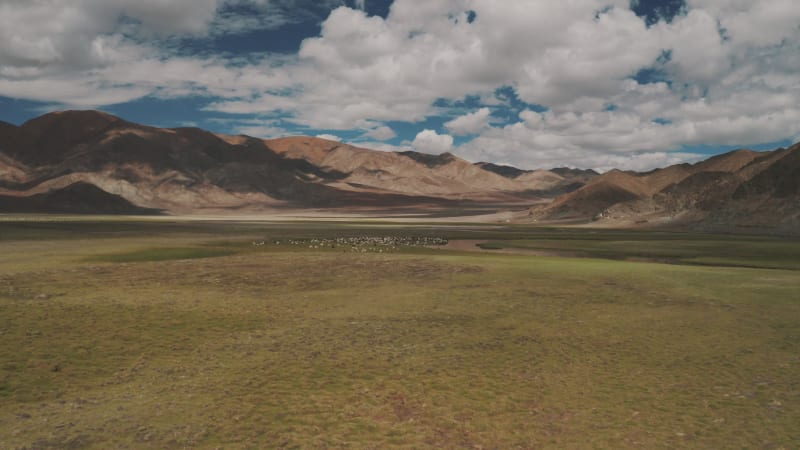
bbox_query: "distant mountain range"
[0,110,797,232]
[526,143,799,232]
[0,110,589,213]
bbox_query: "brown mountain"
[541,170,650,220]
[0,111,345,212]
[0,182,160,215]
[0,110,591,214]
[264,135,582,201]
[476,162,530,178]
[526,143,800,232]
[475,162,592,197]
[3,110,796,230]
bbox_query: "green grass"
[88,246,240,262]
[478,235,800,270]
[0,218,799,448]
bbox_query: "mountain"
[475,162,530,178]
[264,136,581,200]
[525,143,800,232]
[0,182,160,215]
[0,111,340,213]
[0,110,592,214]
[541,170,650,220]
[474,162,590,196]
[2,110,796,231]
[550,167,600,178]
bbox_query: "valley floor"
[0,216,798,448]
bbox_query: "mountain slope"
[1,110,586,214]
[475,162,530,179]
[0,113,375,212]
[733,145,800,199]
[264,135,584,200]
[541,170,649,220]
[526,143,800,231]
[2,110,796,230]
[0,182,161,214]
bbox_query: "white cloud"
[213,117,291,138]
[0,0,799,171]
[354,141,412,153]
[445,107,491,135]
[361,125,396,141]
[455,108,697,170]
[111,0,220,35]
[0,77,152,108]
[663,9,729,83]
[412,129,454,154]
[455,99,800,171]
[0,0,219,70]
[235,125,291,138]
[292,0,800,168]
[316,133,342,142]
[687,0,800,49]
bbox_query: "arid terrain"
[2,110,797,234]
[527,145,800,232]
[0,111,586,215]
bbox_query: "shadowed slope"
[540,170,650,219]
[2,110,797,226]
[265,136,570,199]
[475,162,530,178]
[527,144,800,231]
[0,182,161,214]
[1,113,443,212]
[734,144,800,199]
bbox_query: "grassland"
[0,217,799,449]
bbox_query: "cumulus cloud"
[0,0,218,69]
[445,108,491,135]
[233,124,291,138]
[284,0,799,166]
[412,129,454,154]
[455,109,707,171]
[1,0,799,170]
[361,125,397,141]
[316,133,342,142]
[353,141,411,153]
[0,0,311,106]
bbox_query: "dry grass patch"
[0,221,798,448]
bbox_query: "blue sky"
[0,0,798,171]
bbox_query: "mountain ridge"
[0,110,586,214]
[525,142,799,232]
[1,110,797,232]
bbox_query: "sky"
[0,0,799,171]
